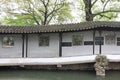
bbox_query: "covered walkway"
[0,55,120,66]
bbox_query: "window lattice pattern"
[72,35,83,46]
[39,35,49,46]
[2,36,14,48]
[105,34,116,45]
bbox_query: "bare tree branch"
[26,1,40,25]
[47,14,54,24]
[47,0,58,17]
[40,0,49,25]
[103,0,110,11]
[47,0,64,18]
[94,10,120,16]
[32,8,40,25]
[91,0,97,7]
[99,14,112,19]
[46,0,50,7]
[40,0,46,8]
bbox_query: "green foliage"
[56,3,74,23]
[3,0,73,25]
[4,15,35,26]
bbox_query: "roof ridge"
[0,21,120,33]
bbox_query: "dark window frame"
[95,37,104,45]
[117,37,120,46]
[62,42,72,47]
[84,41,93,45]
[2,36,14,48]
[105,34,116,45]
[39,35,49,46]
[72,34,83,46]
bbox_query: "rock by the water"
[94,55,108,76]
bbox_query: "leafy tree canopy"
[1,0,120,25]
[79,0,120,21]
[3,0,73,26]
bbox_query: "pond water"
[0,70,119,80]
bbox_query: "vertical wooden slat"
[26,34,28,57]
[99,30,102,54]
[93,30,95,55]
[59,33,62,57]
[22,34,25,58]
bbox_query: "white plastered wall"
[0,34,22,58]
[102,31,120,55]
[62,31,93,57]
[27,33,59,58]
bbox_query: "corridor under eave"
[0,55,119,66]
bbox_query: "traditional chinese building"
[0,21,120,58]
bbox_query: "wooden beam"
[59,33,62,57]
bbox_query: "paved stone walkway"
[0,55,119,66]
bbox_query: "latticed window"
[117,37,120,46]
[72,35,83,46]
[2,36,14,48]
[105,34,116,45]
[39,35,49,46]
[95,37,104,45]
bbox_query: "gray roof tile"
[0,21,120,33]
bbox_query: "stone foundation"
[24,63,95,70]
[22,62,120,70]
[107,62,120,70]
[1,62,120,70]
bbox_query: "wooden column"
[26,34,28,57]
[93,30,95,55]
[59,33,62,57]
[99,30,102,54]
[22,34,25,58]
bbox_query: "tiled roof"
[0,21,120,33]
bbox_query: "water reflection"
[95,76,106,80]
[0,70,119,80]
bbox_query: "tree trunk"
[83,0,94,21]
